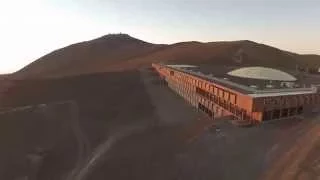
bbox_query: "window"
[214,96,218,103]
[299,96,304,104]
[219,89,223,97]
[210,85,214,93]
[289,107,296,116]
[224,91,229,100]
[305,96,309,104]
[230,104,235,113]
[263,111,272,121]
[198,103,214,117]
[281,108,289,118]
[297,106,303,114]
[235,108,242,116]
[280,97,285,105]
[272,109,280,119]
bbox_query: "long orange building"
[152,63,320,124]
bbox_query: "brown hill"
[15,34,166,78]
[107,40,303,71]
[13,34,320,79]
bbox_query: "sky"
[0,0,319,73]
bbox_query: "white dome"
[227,67,297,81]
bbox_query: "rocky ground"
[0,68,319,180]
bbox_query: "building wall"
[152,63,254,122]
[152,63,320,122]
[252,93,320,121]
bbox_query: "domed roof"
[227,67,297,81]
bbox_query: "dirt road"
[0,70,319,180]
[262,116,320,180]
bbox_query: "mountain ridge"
[11,34,320,79]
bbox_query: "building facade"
[152,63,320,123]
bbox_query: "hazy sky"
[0,0,319,73]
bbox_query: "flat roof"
[167,64,198,68]
[164,64,317,97]
[248,90,315,98]
[175,67,252,94]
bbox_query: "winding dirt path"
[66,123,147,180]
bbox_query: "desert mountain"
[15,34,165,78]
[13,34,320,79]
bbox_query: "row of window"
[196,87,237,106]
[198,103,214,117]
[196,79,237,103]
[196,87,247,120]
[167,69,250,119]
[168,69,236,102]
[167,70,249,120]
[262,106,303,121]
[263,94,320,106]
